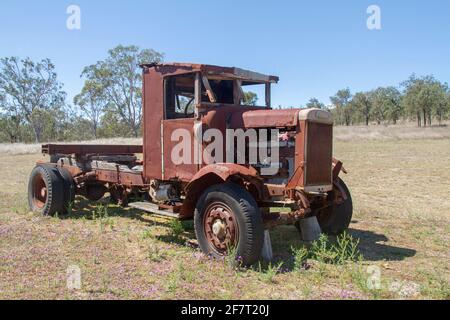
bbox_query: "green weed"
[257,261,284,284]
[168,219,184,239]
[309,232,361,265]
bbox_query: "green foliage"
[402,74,449,127]
[92,204,115,232]
[310,232,361,264]
[371,87,402,124]
[98,107,136,138]
[148,244,167,262]
[73,80,107,139]
[291,246,309,271]
[351,92,372,125]
[0,57,66,142]
[225,245,241,269]
[330,88,353,126]
[62,115,98,141]
[291,232,361,268]
[79,45,164,137]
[141,229,154,240]
[417,269,450,299]
[257,261,284,283]
[65,201,74,216]
[168,219,185,239]
[0,113,21,143]
[333,232,361,263]
[306,98,326,109]
[242,91,258,106]
[329,74,449,127]
[1,49,450,143]
[0,46,164,143]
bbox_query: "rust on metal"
[36,62,346,230]
[42,144,143,156]
[31,173,47,209]
[203,201,239,254]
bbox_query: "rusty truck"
[28,63,352,265]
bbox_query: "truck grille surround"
[304,122,333,190]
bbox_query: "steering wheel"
[184,97,195,116]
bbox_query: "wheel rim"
[32,173,48,209]
[203,202,239,255]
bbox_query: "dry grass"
[0,134,449,300]
[334,123,450,142]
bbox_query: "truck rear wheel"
[28,165,65,216]
[57,167,75,206]
[194,183,264,266]
[317,178,353,235]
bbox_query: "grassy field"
[0,132,449,299]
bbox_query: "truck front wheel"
[317,178,353,235]
[194,183,264,266]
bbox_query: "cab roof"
[141,62,279,84]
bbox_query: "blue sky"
[0,0,449,107]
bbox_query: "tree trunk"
[417,112,421,127]
[132,123,140,137]
[423,110,427,127]
[93,123,98,139]
[365,116,369,126]
[32,125,42,143]
[9,134,17,144]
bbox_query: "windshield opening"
[202,76,270,108]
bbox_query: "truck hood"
[230,109,299,129]
[229,108,332,129]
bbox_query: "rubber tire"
[109,188,128,207]
[57,167,75,212]
[85,184,107,202]
[28,165,65,216]
[194,183,264,266]
[317,178,353,235]
[50,154,63,164]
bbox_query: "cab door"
[161,73,199,181]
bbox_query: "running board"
[128,202,180,218]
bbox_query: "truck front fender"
[189,163,259,184]
[181,164,262,218]
[332,157,347,181]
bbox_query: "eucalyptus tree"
[330,88,352,126]
[306,98,326,110]
[351,92,372,125]
[0,57,66,142]
[401,74,447,127]
[370,87,402,125]
[79,45,164,137]
[74,80,107,139]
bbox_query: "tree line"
[305,75,449,127]
[0,45,163,143]
[1,45,449,143]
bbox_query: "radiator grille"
[304,122,333,187]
